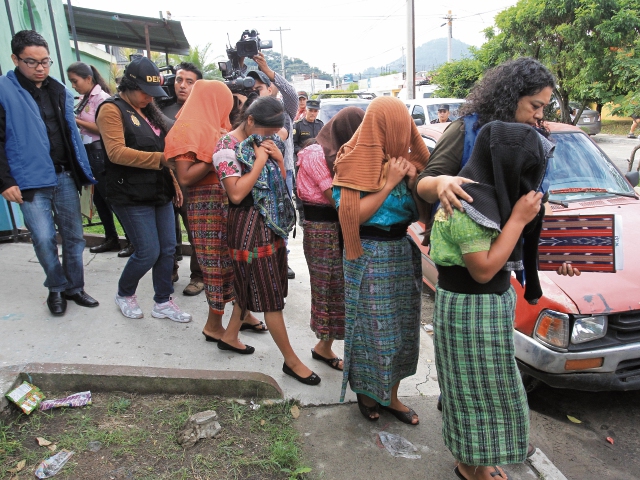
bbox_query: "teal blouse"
[332,181,418,229]
[429,208,499,267]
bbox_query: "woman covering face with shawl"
[428,122,562,480]
[165,80,267,355]
[295,107,365,373]
[331,96,429,423]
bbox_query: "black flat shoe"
[118,242,134,258]
[47,292,67,316]
[240,320,269,332]
[311,349,343,370]
[64,290,99,307]
[90,237,120,254]
[381,404,419,425]
[282,363,321,385]
[356,394,379,421]
[202,332,219,343]
[217,339,255,355]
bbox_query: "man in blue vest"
[0,30,99,316]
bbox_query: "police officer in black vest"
[95,57,192,323]
[292,99,324,154]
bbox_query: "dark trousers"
[173,185,203,281]
[86,145,128,241]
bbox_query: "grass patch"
[83,213,189,243]
[0,393,310,479]
[601,119,633,136]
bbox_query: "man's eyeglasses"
[17,55,54,68]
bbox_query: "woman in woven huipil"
[165,81,266,353]
[296,107,365,372]
[332,97,430,423]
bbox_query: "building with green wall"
[0,0,76,85]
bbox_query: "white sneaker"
[114,294,143,319]
[152,298,192,323]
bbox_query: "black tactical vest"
[97,96,173,206]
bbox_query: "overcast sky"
[70,0,518,74]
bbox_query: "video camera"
[218,29,273,95]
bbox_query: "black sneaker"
[287,267,296,279]
[628,133,637,139]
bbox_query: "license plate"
[583,117,591,123]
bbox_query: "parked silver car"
[570,102,602,135]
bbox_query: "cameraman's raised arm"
[252,53,297,122]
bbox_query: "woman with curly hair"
[96,57,191,323]
[415,58,580,479]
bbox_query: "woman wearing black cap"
[96,56,191,323]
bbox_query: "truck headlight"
[534,310,570,349]
[571,316,607,344]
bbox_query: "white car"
[405,98,465,126]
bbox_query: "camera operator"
[160,62,205,296]
[239,52,299,279]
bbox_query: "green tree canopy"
[168,43,222,80]
[430,0,640,123]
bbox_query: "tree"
[431,56,484,98]
[168,44,222,80]
[254,50,331,82]
[429,0,640,123]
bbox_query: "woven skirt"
[227,205,287,316]
[340,237,422,405]
[187,183,234,314]
[302,220,345,341]
[433,285,529,466]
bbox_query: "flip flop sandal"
[454,466,506,479]
[527,443,536,458]
[357,394,379,421]
[381,404,419,425]
[311,349,343,370]
[240,320,268,332]
[489,466,506,478]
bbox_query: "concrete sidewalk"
[0,233,564,479]
[0,233,438,406]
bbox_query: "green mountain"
[245,51,332,82]
[359,38,471,79]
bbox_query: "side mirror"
[413,117,424,126]
[625,171,639,187]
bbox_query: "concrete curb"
[0,363,282,411]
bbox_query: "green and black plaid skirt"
[433,286,529,466]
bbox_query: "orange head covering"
[164,80,234,162]
[333,96,430,259]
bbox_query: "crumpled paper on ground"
[34,450,74,478]
[378,431,421,459]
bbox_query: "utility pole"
[406,0,416,99]
[333,62,337,89]
[444,11,454,62]
[270,27,290,78]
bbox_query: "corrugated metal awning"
[63,5,190,55]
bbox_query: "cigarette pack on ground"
[5,381,46,414]
[39,391,92,411]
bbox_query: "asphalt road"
[592,133,640,173]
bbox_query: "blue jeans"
[112,201,175,303]
[19,171,86,294]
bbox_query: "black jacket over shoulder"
[97,97,174,206]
